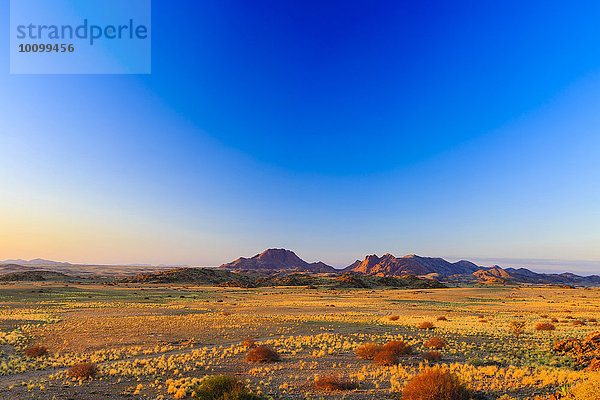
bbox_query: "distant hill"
[0,258,71,266]
[344,253,481,276]
[0,270,76,282]
[122,267,445,289]
[219,249,336,273]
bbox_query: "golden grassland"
[0,282,599,399]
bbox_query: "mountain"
[473,267,515,285]
[502,268,600,286]
[0,258,71,266]
[219,249,336,273]
[344,254,482,277]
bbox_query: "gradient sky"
[1,0,600,272]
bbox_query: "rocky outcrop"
[344,254,481,277]
[553,332,600,370]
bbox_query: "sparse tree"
[509,320,526,345]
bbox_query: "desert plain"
[1,279,599,400]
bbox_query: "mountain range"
[218,249,600,286]
[3,249,599,286]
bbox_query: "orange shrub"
[423,351,442,362]
[437,316,448,321]
[242,338,257,349]
[389,315,400,321]
[402,367,470,400]
[246,346,280,363]
[69,362,98,378]
[373,349,398,366]
[25,345,48,358]
[355,343,382,360]
[424,336,447,349]
[382,340,413,356]
[314,375,356,391]
[572,320,586,326]
[550,318,559,323]
[535,322,556,331]
[419,321,435,330]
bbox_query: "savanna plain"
[1,282,599,400]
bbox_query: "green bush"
[191,375,265,400]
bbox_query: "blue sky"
[1,0,599,272]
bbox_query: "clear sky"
[1,0,599,273]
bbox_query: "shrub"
[424,336,447,349]
[423,351,442,362]
[588,318,597,323]
[477,315,484,319]
[419,321,435,330]
[69,362,98,378]
[389,315,400,321]
[572,320,586,326]
[314,375,356,391]
[242,338,257,349]
[24,345,48,358]
[535,322,556,331]
[402,367,470,400]
[246,346,280,363]
[551,318,559,323]
[355,343,382,360]
[191,375,264,400]
[373,349,399,366]
[437,316,448,321]
[382,340,413,356]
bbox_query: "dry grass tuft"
[535,322,556,331]
[419,321,435,330]
[402,367,470,400]
[389,315,400,321]
[24,345,48,358]
[437,316,448,321]
[314,375,357,391]
[423,351,442,362]
[551,318,559,323]
[69,362,98,379]
[424,336,447,349]
[572,320,586,326]
[246,345,280,363]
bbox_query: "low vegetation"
[24,345,48,357]
[68,362,98,378]
[246,345,280,363]
[402,367,471,400]
[313,375,356,391]
[191,375,265,400]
